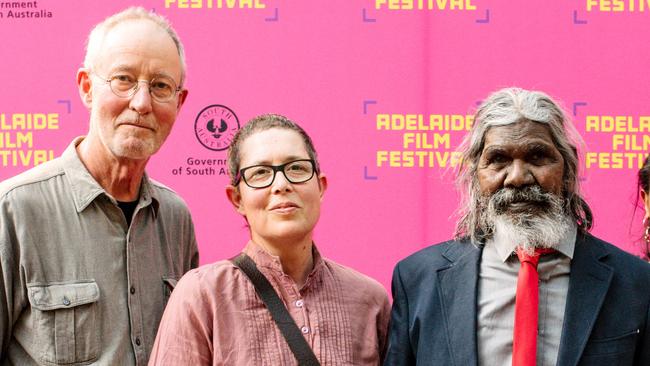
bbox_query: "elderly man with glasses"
[0,7,198,365]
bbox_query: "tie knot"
[515,247,556,265]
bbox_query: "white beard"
[492,214,571,256]
[481,185,573,255]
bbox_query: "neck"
[77,135,148,202]
[253,234,314,288]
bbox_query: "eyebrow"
[526,142,554,152]
[246,156,310,166]
[106,65,176,80]
[481,146,507,156]
[482,141,556,158]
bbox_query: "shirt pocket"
[27,281,101,365]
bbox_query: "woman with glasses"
[149,114,390,365]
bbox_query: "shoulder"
[579,233,650,280]
[396,238,475,272]
[322,258,388,302]
[0,157,64,200]
[148,178,192,213]
[177,259,237,284]
[389,239,479,291]
[174,259,243,298]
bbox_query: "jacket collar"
[556,232,613,366]
[437,240,481,366]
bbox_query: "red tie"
[512,247,555,366]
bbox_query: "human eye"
[485,152,509,167]
[112,74,134,83]
[527,146,554,165]
[110,74,136,90]
[285,160,312,177]
[287,161,311,172]
[150,78,174,92]
[245,166,272,181]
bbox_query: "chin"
[111,140,158,160]
[267,222,315,241]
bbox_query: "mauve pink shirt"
[148,241,391,365]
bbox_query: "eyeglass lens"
[243,160,314,188]
[109,74,178,102]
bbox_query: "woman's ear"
[226,185,245,215]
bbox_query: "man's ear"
[176,89,188,111]
[77,69,93,110]
[318,174,328,200]
[226,185,245,215]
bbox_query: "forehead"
[95,19,182,79]
[482,120,556,153]
[239,128,309,165]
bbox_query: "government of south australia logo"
[194,105,240,151]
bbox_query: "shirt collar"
[243,240,324,285]
[489,222,577,262]
[62,136,159,215]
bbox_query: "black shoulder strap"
[231,253,321,366]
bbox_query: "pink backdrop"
[1,0,649,290]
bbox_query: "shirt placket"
[126,203,146,365]
[279,274,313,344]
[302,277,323,360]
[537,259,555,366]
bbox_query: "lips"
[503,200,547,213]
[509,201,537,207]
[118,121,154,131]
[270,202,300,212]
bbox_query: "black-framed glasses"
[92,72,182,103]
[237,159,317,189]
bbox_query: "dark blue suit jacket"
[384,233,650,366]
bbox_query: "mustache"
[487,185,558,214]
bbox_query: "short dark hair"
[227,114,320,185]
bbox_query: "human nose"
[271,169,293,193]
[129,81,153,115]
[503,160,534,188]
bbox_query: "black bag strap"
[231,253,321,366]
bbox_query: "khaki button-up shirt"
[0,137,199,365]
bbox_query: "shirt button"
[62,296,71,306]
[130,286,136,294]
[301,326,309,334]
[135,337,141,346]
[295,299,304,308]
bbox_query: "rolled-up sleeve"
[149,269,213,366]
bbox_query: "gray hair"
[227,114,320,186]
[454,87,593,243]
[83,7,186,85]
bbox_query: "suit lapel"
[556,234,613,366]
[437,242,481,366]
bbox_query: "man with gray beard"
[384,88,650,366]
